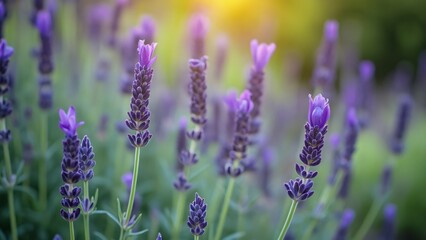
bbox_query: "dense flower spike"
[188,13,209,58]
[125,40,156,147]
[59,106,83,221]
[390,95,412,155]
[226,90,253,177]
[188,56,208,129]
[36,10,53,75]
[79,135,96,181]
[285,93,330,201]
[333,209,355,240]
[187,193,208,236]
[312,20,339,89]
[0,39,13,144]
[247,39,275,134]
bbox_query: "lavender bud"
[390,95,412,155]
[284,178,314,201]
[176,118,187,171]
[156,233,162,240]
[187,193,208,236]
[36,10,54,75]
[333,209,355,240]
[173,171,191,191]
[79,135,95,181]
[38,75,53,110]
[52,234,62,240]
[343,108,359,161]
[121,172,133,191]
[308,93,331,129]
[188,56,208,130]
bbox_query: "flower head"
[187,193,208,236]
[59,106,84,136]
[359,60,375,82]
[308,94,330,129]
[238,90,254,114]
[36,10,52,38]
[137,40,157,69]
[188,13,209,39]
[324,20,339,42]
[0,39,14,62]
[140,16,156,43]
[250,39,276,72]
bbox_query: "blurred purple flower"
[139,16,156,44]
[36,10,52,38]
[122,172,133,191]
[382,204,397,240]
[188,13,209,58]
[156,233,162,240]
[333,209,355,240]
[250,39,276,72]
[59,106,84,137]
[0,39,13,61]
[214,35,228,80]
[390,94,412,155]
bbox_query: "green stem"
[277,200,299,240]
[214,177,236,240]
[39,113,48,211]
[2,115,17,240]
[172,192,187,240]
[7,189,17,240]
[83,181,90,240]
[124,146,141,225]
[353,198,383,240]
[194,235,199,240]
[69,221,75,240]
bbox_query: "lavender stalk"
[58,106,84,240]
[0,38,16,240]
[121,40,156,238]
[278,94,330,240]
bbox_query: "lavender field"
[1,0,426,239]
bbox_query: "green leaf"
[128,229,148,236]
[93,231,108,240]
[92,210,121,227]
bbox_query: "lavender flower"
[173,171,191,191]
[285,94,330,201]
[180,56,208,166]
[188,13,209,58]
[38,75,53,110]
[358,60,375,128]
[139,16,156,44]
[382,204,396,240]
[87,4,111,48]
[247,39,275,134]
[312,20,339,89]
[125,40,156,147]
[338,108,359,199]
[187,193,208,236]
[36,10,54,75]
[79,135,95,182]
[52,234,62,240]
[108,0,128,46]
[0,38,12,144]
[58,106,83,221]
[156,233,162,240]
[390,95,412,155]
[333,209,355,240]
[225,90,254,177]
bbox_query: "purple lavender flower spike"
[359,61,375,82]
[380,164,392,195]
[358,60,375,128]
[188,13,209,58]
[187,193,208,236]
[247,40,275,135]
[59,106,83,222]
[156,233,162,240]
[382,204,397,240]
[312,20,339,89]
[285,93,330,201]
[225,90,254,177]
[390,95,412,155]
[87,4,111,48]
[79,135,95,182]
[36,10,54,77]
[173,171,191,191]
[52,234,62,240]
[36,10,52,38]
[59,106,84,137]
[0,39,13,144]
[125,40,156,147]
[333,209,355,240]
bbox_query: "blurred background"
[1,0,426,239]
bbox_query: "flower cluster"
[247,40,275,135]
[125,40,156,147]
[58,106,84,221]
[390,95,412,155]
[284,94,330,201]
[187,193,208,236]
[0,39,13,144]
[225,90,254,177]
